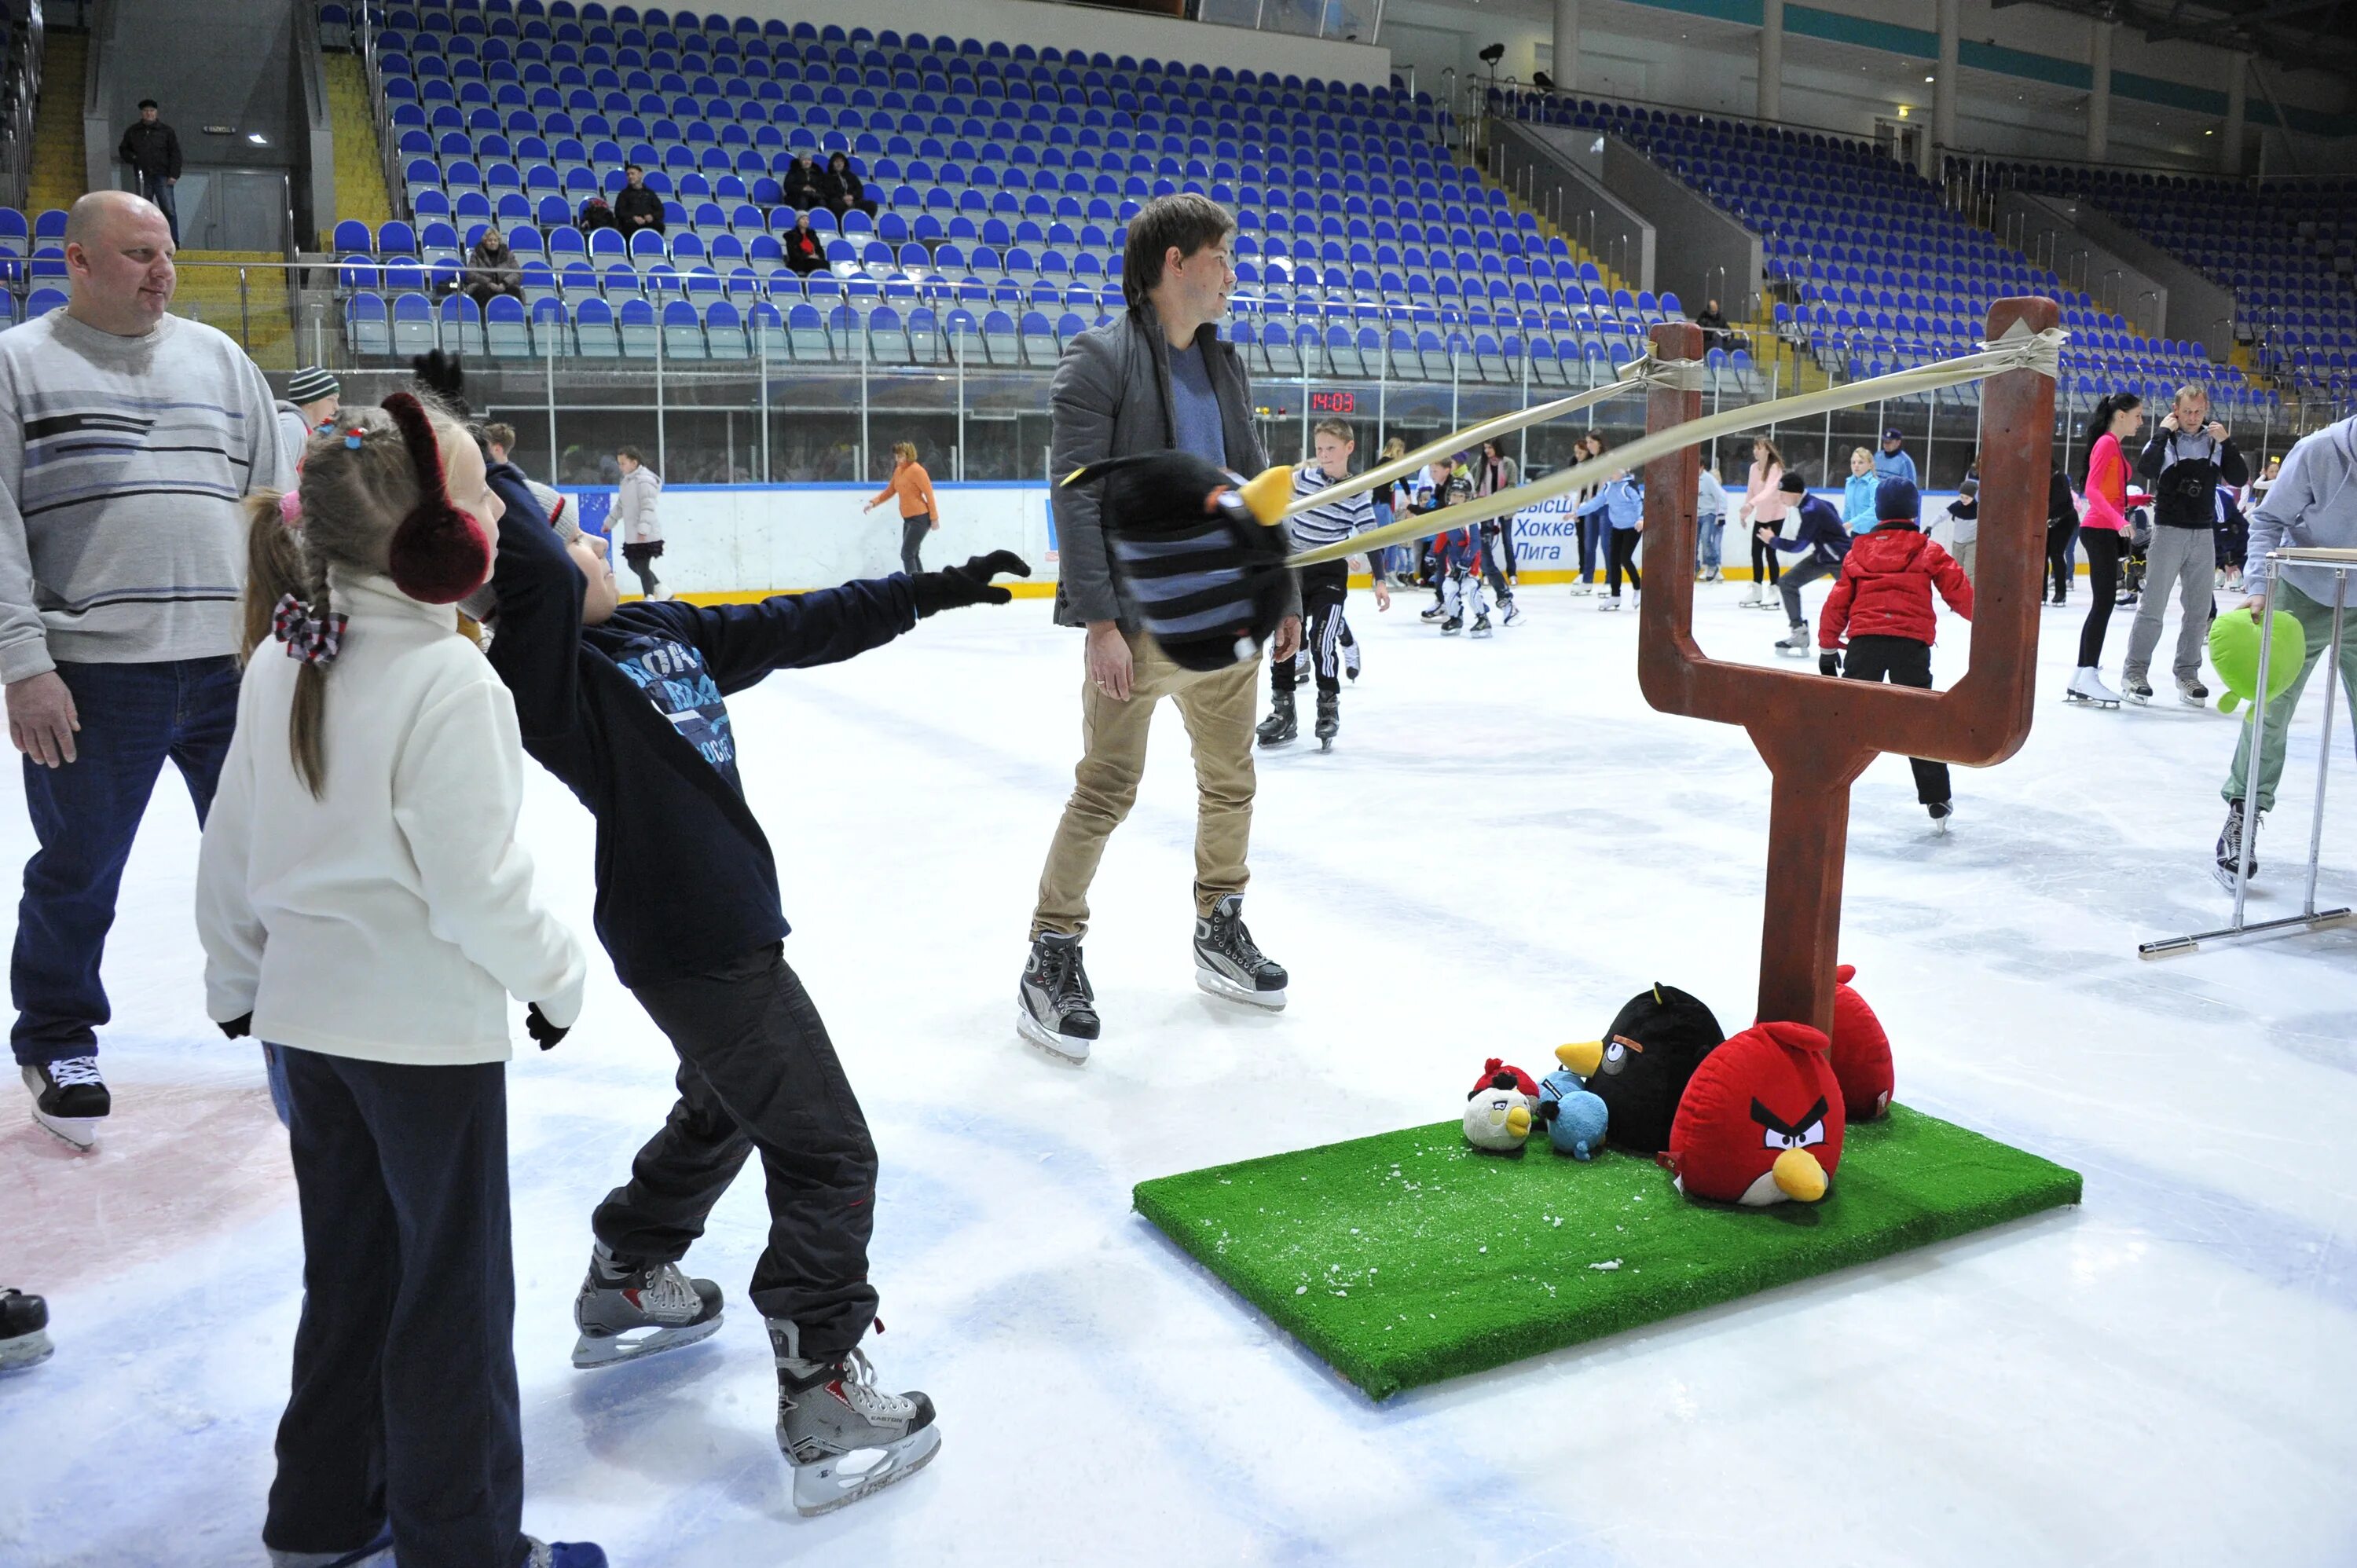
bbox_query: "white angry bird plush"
[1463,1057,1542,1153]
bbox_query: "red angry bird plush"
[1665,1020,1846,1206]
[1831,963,1893,1120]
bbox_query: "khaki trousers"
[1032,629,1259,937]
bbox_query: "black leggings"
[2077,528,2123,667]
[1607,529,1642,596]
[2044,518,2078,601]
[1750,529,1781,585]
[1842,635,1949,806]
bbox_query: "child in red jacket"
[1818,478,1975,827]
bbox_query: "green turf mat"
[1134,1104,2080,1400]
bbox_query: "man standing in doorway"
[0,191,287,1146]
[1015,192,1301,1064]
[116,101,182,246]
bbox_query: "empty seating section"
[1490,91,2278,422]
[1998,166,2354,412]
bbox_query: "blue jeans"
[1696,513,1723,571]
[136,170,180,245]
[12,657,240,1066]
[1576,513,1605,582]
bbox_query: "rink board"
[1134,1105,2081,1401]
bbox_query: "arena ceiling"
[1992,0,2357,80]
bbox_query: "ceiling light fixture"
[247,132,269,145]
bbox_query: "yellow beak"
[1772,1148,1828,1203]
[1505,1105,1532,1138]
[1556,1040,1604,1076]
[1240,464,1294,526]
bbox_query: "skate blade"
[30,1108,100,1149]
[1015,1006,1091,1064]
[0,1329,53,1372]
[1195,966,1288,1011]
[1318,737,1334,753]
[570,1313,724,1370]
[792,1423,942,1518]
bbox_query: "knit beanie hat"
[1778,471,1809,496]
[288,365,339,405]
[1875,476,1921,522]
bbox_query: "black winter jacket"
[118,120,181,178]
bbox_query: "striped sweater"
[1285,460,1377,552]
[0,310,287,681]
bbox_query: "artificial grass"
[1134,1104,2080,1401]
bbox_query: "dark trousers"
[135,170,179,244]
[597,943,880,1355]
[266,1048,523,1568]
[1274,560,1349,696]
[1842,635,1950,806]
[1606,527,1641,596]
[621,540,662,596]
[2077,528,2123,666]
[2045,518,2079,601]
[1480,527,1515,603]
[1778,554,1836,625]
[13,657,239,1065]
[1575,512,1604,582]
[900,512,930,577]
[1750,529,1781,586]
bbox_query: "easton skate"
[772,1320,940,1516]
[571,1243,724,1368]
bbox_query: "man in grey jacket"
[1017,193,1301,1064]
[2214,412,2357,887]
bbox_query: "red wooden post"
[1637,299,2058,1035]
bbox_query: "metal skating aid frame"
[2141,548,2356,958]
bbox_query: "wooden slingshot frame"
[1636,299,2058,1037]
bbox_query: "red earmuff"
[379,391,493,605]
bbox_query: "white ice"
[2,580,2354,1568]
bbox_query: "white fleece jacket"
[196,567,586,1064]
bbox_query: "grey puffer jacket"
[1047,299,1297,631]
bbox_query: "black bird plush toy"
[1587,982,1726,1155]
[1061,452,1296,672]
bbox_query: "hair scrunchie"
[279,490,303,528]
[273,593,347,666]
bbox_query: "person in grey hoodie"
[612,445,667,599]
[2214,412,2357,886]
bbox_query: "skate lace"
[837,1347,918,1422]
[47,1057,102,1088]
[1042,942,1092,1013]
[637,1264,702,1321]
[1216,912,1267,972]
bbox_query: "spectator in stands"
[1738,436,1787,606]
[783,210,827,277]
[863,441,940,577]
[2214,411,2357,886]
[1695,299,1740,352]
[614,164,664,236]
[1,192,288,1147]
[274,366,340,473]
[612,445,667,599]
[2124,383,2245,708]
[783,153,823,211]
[2064,393,2143,709]
[1841,446,1877,535]
[1017,190,1299,1061]
[115,100,181,246]
[462,230,525,308]
[577,195,618,236]
[819,153,878,220]
[1875,427,1919,487]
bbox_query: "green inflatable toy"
[2209,607,2307,715]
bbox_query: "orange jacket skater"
[864,441,940,576]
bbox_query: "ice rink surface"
[2,578,2353,1568]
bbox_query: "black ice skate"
[1255,688,1299,749]
[21,1057,107,1149]
[1439,614,1464,634]
[572,1242,724,1368]
[2178,676,2210,708]
[1420,602,1448,622]
[0,1288,52,1373]
[1193,895,1288,1010]
[772,1319,940,1517]
[2122,670,2154,705]
[1928,800,1954,834]
[2216,800,2262,890]
[1470,611,1493,637]
[1314,691,1339,753]
[1017,930,1099,1063]
[1503,599,1524,627]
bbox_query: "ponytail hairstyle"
[2080,392,2141,482]
[240,396,486,797]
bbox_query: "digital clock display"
[1308,390,1356,414]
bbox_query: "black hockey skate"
[1193,895,1288,1009]
[1017,930,1099,1063]
[21,1057,107,1149]
[1470,611,1493,637]
[772,1319,940,1517]
[0,1288,52,1372]
[1255,688,1298,749]
[572,1242,724,1368]
[1420,601,1448,623]
[1439,614,1464,635]
[2215,800,2261,891]
[1314,691,1339,753]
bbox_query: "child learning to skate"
[196,397,604,1568]
[1816,476,1975,829]
[475,436,1028,1516]
[1255,419,1391,749]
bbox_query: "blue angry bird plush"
[1537,1041,1610,1160]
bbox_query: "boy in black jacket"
[2126,383,2246,705]
[481,456,1024,1515]
[1757,471,1851,655]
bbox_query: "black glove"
[219,1013,252,1039]
[526,1003,570,1051]
[911,551,1031,618]
[1819,651,1840,678]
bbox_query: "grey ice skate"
[571,1242,724,1368]
[2122,669,2154,705]
[2215,800,2261,891]
[1193,895,1288,1009]
[267,1530,392,1568]
[2178,676,2210,708]
[1774,622,1812,656]
[772,1320,940,1517]
[21,1057,107,1149]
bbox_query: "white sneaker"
[2065,666,2122,708]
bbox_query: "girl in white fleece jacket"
[195,396,605,1568]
